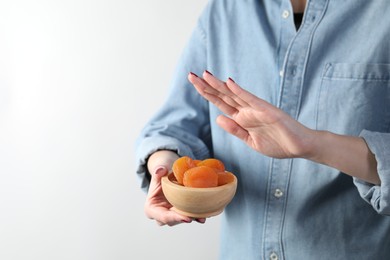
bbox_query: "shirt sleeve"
[353,129,390,215]
[134,12,211,193]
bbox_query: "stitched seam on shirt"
[197,23,207,45]
[262,157,275,259]
[322,76,390,82]
[296,2,329,121]
[279,158,294,260]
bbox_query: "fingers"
[216,115,250,142]
[154,213,206,226]
[202,72,250,109]
[145,161,206,226]
[225,76,275,112]
[188,72,239,116]
[147,167,191,223]
[195,218,206,224]
[189,71,273,114]
[149,207,192,227]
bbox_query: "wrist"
[302,130,380,184]
[301,129,328,162]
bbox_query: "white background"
[0,0,220,259]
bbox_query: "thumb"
[149,166,169,193]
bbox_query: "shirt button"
[274,188,283,198]
[279,70,284,77]
[282,10,290,19]
[270,252,279,260]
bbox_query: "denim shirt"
[135,0,390,259]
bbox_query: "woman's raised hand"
[188,71,315,159]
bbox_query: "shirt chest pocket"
[316,63,390,135]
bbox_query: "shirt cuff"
[353,129,390,215]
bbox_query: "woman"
[136,0,390,258]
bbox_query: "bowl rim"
[162,172,237,192]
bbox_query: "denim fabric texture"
[136,0,390,259]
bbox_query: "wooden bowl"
[161,172,237,218]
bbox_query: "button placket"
[278,3,327,120]
[264,2,329,260]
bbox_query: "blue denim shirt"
[136,0,390,259]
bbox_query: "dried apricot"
[217,171,236,186]
[183,166,218,188]
[171,156,236,187]
[197,158,225,171]
[172,156,197,185]
[193,159,202,165]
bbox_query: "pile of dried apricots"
[171,156,235,188]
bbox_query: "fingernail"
[154,166,166,176]
[205,70,213,75]
[228,77,235,83]
[189,72,198,77]
[182,219,192,223]
[195,219,206,224]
